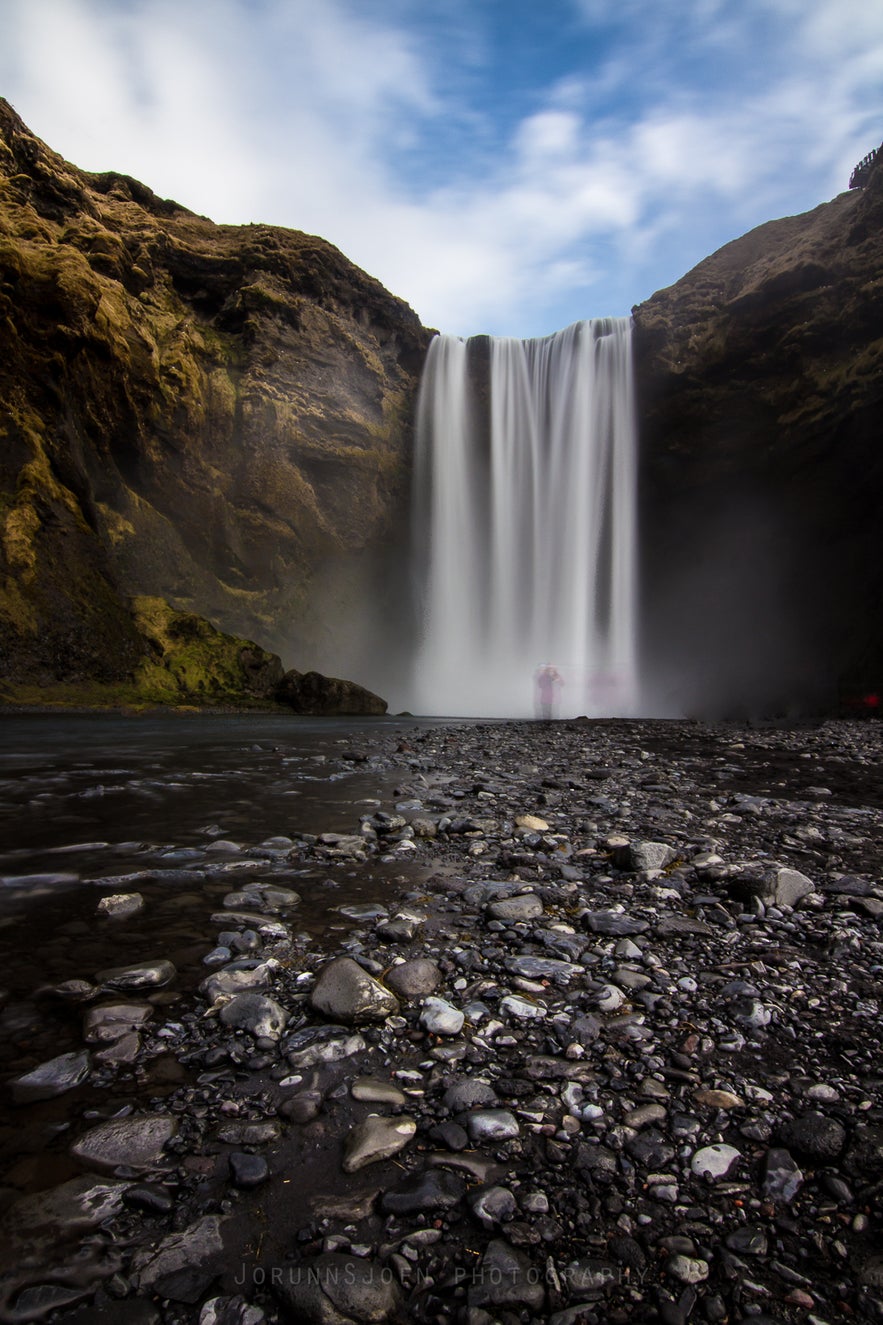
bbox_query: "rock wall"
[0,99,431,692]
[633,151,883,713]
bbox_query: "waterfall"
[410,317,639,718]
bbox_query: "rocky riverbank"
[2,717,883,1325]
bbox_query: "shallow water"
[0,712,434,1007]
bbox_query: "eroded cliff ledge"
[0,98,431,694]
[633,152,883,710]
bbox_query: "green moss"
[130,596,282,703]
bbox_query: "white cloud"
[2,0,882,336]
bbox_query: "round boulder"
[309,956,399,1024]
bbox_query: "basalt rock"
[633,147,883,710]
[275,668,387,717]
[0,98,431,697]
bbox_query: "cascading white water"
[410,317,639,718]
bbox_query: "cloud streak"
[2,0,882,335]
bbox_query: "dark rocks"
[485,892,544,922]
[762,1148,804,1204]
[584,909,649,935]
[218,992,288,1040]
[134,1214,230,1303]
[468,1239,545,1312]
[776,1110,847,1161]
[273,1252,403,1323]
[4,714,883,1325]
[9,1048,90,1102]
[71,1114,178,1175]
[384,958,441,999]
[443,1078,498,1111]
[380,1167,465,1214]
[275,670,388,717]
[309,956,399,1024]
[341,1115,417,1172]
[3,1175,129,1234]
[419,996,464,1035]
[95,959,176,990]
[229,1152,270,1188]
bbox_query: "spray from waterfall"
[410,318,639,717]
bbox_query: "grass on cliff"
[0,596,286,711]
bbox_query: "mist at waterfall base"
[408,319,639,719]
[287,320,821,722]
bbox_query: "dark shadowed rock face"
[0,98,431,691]
[633,150,883,713]
[275,669,387,716]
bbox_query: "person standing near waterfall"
[535,663,563,720]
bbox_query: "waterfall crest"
[410,318,638,718]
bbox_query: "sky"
[2,0,883,338]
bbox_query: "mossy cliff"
[0,98,431,696]
[632,151,883,707]
[0,597,285,709]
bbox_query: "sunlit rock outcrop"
[0,98,430,698]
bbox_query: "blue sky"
[3,0,882,337]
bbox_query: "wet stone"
[420,995,465,1035]
[71,1114,178,1175]
[666,1255,709,1285]
[725,1226,768,1256]
[273,1253,402,1324]
[279,1091,323,1123]
[500,994,546,1019]
[199,1298,266,1325]
[376,910,423,942]
[229,1152,270,1188]
[351,1076,407,1106]
[309,956,399,1024]
[564,1257,621,1298]
[429,1120,469,1150]
[762,1147,804,1204]
[3,1175,129,1234]
[95,959,176,991]
[777,1110,847,1162]
[468,1238,545,1312]
[380,1167,465,1214]
[225,883,301,913]
[83,1002,153,1043]
[93,1030,142,1065]
[694,1088,744,1110]
[341,1115,417,1172]
[135,1214,230,1303]
[218,992,288,1040]
[468,1184,519,1227]
[486,892,544,923]
[217,1121,281,1145]
[6,1285,92,1317]
[201,963,274,1001]
[584,910,649,935]
[691,1144,742,1180]
[124,1183,175,1215]
[286,1030,366,1070]
[504,955,583,984]
[384,957,441,999]
[9,1049,91,1103]
[96,892,144,919]
[466,1109,520,1143]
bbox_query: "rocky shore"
[2,717,883,1325]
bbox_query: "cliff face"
[0,99,431,691]
[633,153,883,711]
